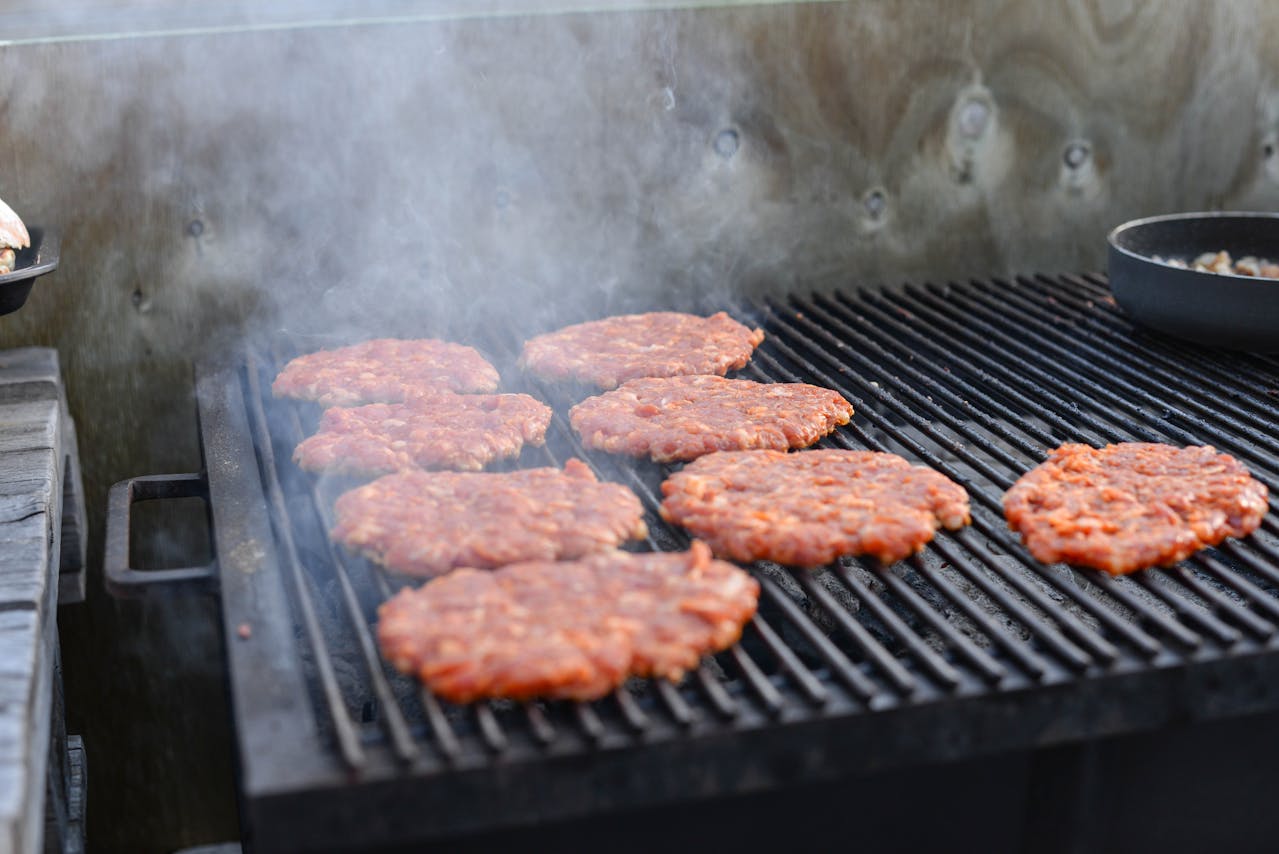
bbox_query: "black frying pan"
[0,227,59,316]
[1107,211,1279,352]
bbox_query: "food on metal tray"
[570,375,852,463]
[293,392,551,475]
[331,459,648,577]
[1003,442,1268,574]
[376,541,759,702]
[272,338,500,406]
[519,311,764,389]
[0,195,30,276]
[1154,251,1279,279]
[660,449,971,565]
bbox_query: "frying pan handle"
[104,473,218,598]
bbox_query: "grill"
[109,272,1279,851]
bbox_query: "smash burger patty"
[273,338,500,406]
[331,460,648,577]
[1003,442,1269,574]
[519,311,764,389]
[293,392,552,475]
[376,542,760,702]
[661,449,971,565]
[570,375,853,462]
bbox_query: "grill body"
[198,273,1279,851]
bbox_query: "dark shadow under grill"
[204,273,1279,851]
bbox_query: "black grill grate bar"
[1071,571,1202,650]
[1130,573,1242,646]
[893,556,1022,682]
[729,644,785,714]
[1031,274,1279,416]
[1191,553,1279,624]
[973,276,1279,459]
[854,288,1149,446]
[242,353,368,769]
[832,563,965,689]
[743,614,828,707]
[695,665,741,718]
[523,703,557,744]
[614,687,652,731]
[771,295,1050,462]
[655,682,694,726]
[1222,542,1279,595]
[1165,563,1275,639]
[747,318,1140,665]
[755,574,881,701]
[805,292,1067,450]
[792,572,920,695]
[574,704,607,743]
[474,705,509,753]
[941,282,1279,484]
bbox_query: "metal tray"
[0,227,60,316]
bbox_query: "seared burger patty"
[331,459,648,577]
[1003,442,1269,574]
[570,375,853,462]
[293,392,551,476]
[661,449,971,565]
[272,338,499,406]
[519,311,764,389]
[377,541,759,702]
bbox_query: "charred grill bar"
[128,273,1279,851]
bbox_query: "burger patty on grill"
[1003,442,1269,574]
[570,375,853,462]
[273,338,500,406]
[377,541,760,702]
[331,459,648,577]
[519,311,764,389]
[293,392,552,475]
[660,449,971,565]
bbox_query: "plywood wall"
[2,1,1279,849]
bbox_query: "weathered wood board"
[0,349,69,854]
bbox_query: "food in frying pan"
[1003,442,1268,574]
[570,375,853,463]
[272,338,500,406]
[1153,251,1279,279]
[0,195,30,276]
[376,541,759,702]
[331,459,648,577]
[660,449,971,565]
[293,392,551,475]
[519,311,764,389]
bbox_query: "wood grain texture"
[0,349,66,854]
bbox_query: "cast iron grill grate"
[212,273,1279,850]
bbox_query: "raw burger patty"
[1003,442,1269,574]
[293,392,552,475]
[272,338,499,406]
[331,459,648,577]
[661,449,971,565]
[519,311,764,389]
[570,375,853,462]
[377,541,760,702]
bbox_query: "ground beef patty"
[519,311,765,389]
[661,449,971,565]
[1003,443,1269,574]
[377,541,759,702]
[293,392,551,476]
[570,375,853,462]
[272,338,500,406]
[331,459,648,577]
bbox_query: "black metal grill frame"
[203,273,1279,853]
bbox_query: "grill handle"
[104,473,218,598]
